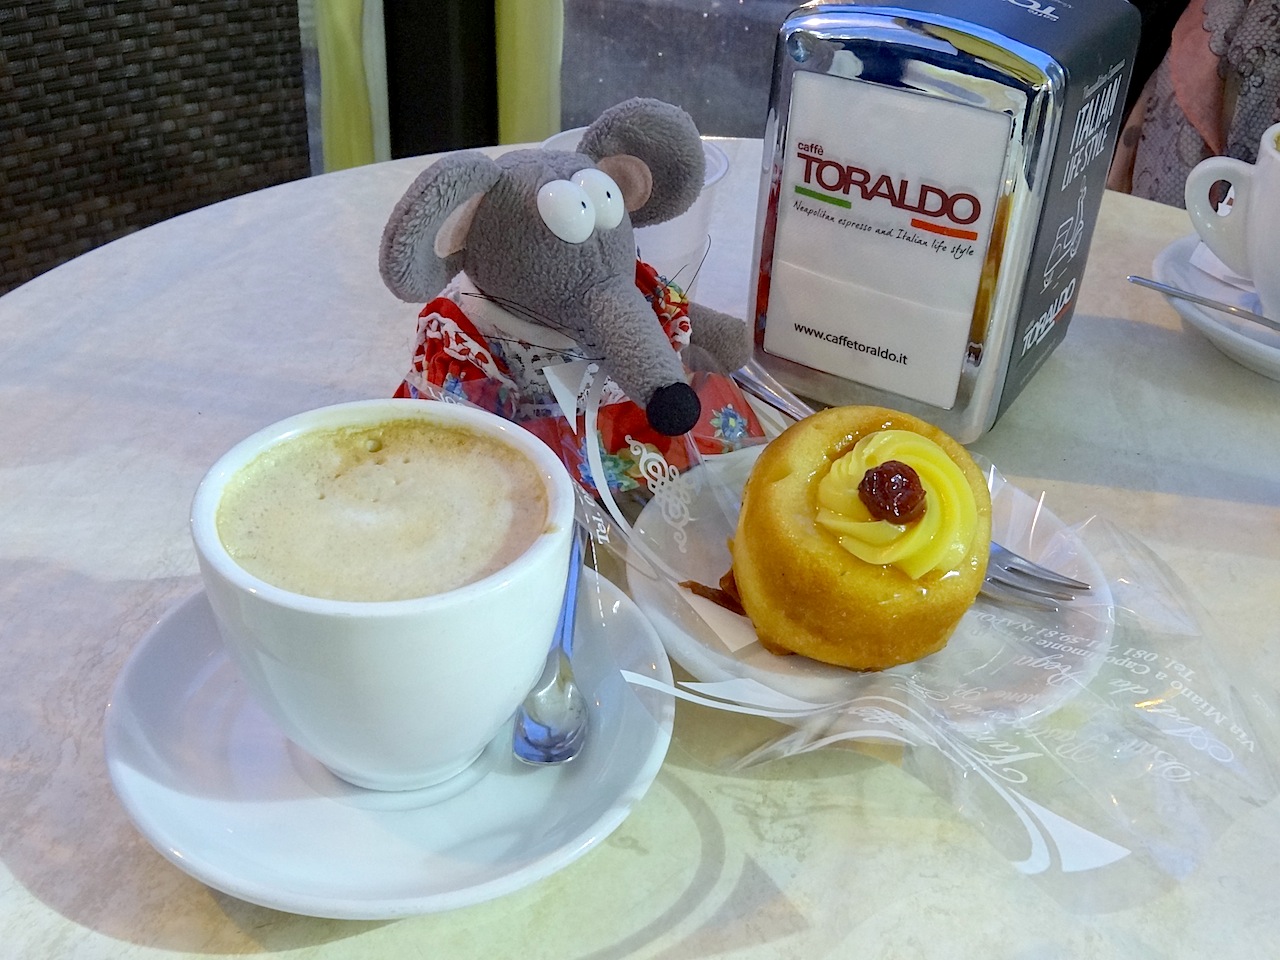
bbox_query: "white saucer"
[104,572,674,919]
[1153,233,1280,381]
[626,447,1114,730]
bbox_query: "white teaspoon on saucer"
[512,526,589,764]
[1127,274,1280,334]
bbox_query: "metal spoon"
[1127,275,1280,334]
[512,526,588,764]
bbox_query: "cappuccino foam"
[216,417,549,601]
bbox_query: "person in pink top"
[1109,0,1280,206]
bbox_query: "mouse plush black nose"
[646,381,701,436]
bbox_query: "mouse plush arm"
[685,301,751,375]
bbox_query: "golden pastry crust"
[730,405,991,670]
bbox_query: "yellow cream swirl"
[814,430,978,579]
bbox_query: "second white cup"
[1184,121,1280,320]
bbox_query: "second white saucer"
[1153,233,1280,380]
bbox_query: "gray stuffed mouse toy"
[379,98,749,437]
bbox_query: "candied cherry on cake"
[857,459,927,523]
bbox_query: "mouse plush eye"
[572,168,624,230]
[536,179,594,243]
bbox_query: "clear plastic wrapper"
[395,291,1280,910]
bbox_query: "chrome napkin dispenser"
[750,1,1141,441]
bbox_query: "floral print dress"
[394,261,765,493]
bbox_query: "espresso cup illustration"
[190,399,576,791]
[1184,121,1280,321]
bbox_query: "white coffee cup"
[190,399,576,791]
[1184,122,1280,320]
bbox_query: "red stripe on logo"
[909,218,979,241]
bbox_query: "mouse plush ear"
[380,151,502,302]
[578,98,704,229]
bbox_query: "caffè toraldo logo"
[793,141,983,240]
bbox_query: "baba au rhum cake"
[730,405,991,670]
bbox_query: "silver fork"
[731,358,1091,604]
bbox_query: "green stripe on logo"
[795,185,851,208]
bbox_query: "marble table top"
[1,138,1277,958]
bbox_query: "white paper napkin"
[1188,241,1254,292]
